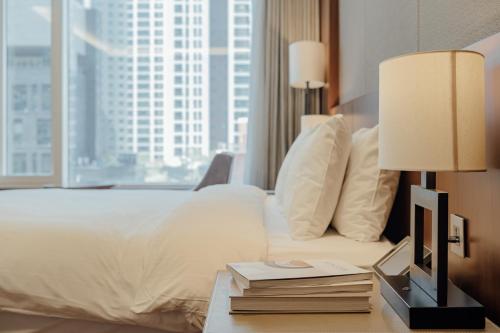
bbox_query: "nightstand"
[203,271,499,333]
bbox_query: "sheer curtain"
[244,0,321,190]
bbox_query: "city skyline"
[6,0,252,185]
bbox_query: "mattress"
[265,196,394,268]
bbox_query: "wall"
[319,0,339,111]
[339,0,500,103]
[338,0,500,325]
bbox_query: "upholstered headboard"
[334,93,420,244]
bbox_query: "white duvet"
[0,185,268,332]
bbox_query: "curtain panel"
[245,0,321,190]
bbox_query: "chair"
[193,152,234,191]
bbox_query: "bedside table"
[203,271,499,333]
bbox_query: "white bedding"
[0,188,394,333]
[0,186,268,332]
[265,196,394,268]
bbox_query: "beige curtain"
[245,0,321,190]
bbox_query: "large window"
[0,0,252,187]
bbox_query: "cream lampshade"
[289,41,326,89]
[378,50,486,172]
[377,50,487,329]
[289,41,326,116]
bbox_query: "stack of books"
[226,259,373,314]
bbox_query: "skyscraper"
[228,0,252,153]
[6,0,52,176]
[8,0,252,185]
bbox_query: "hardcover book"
[229,278,371,313]
[226,259,372,289]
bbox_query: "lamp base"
[380,274,485,329]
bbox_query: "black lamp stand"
[379,171,485,329]
[304,81,311,115]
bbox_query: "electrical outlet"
[450,214,466,258]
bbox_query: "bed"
[0,51,411,332]
[0,185,395,333]
[264,196,394,267]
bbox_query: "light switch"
[450,214,466,258]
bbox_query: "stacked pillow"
[332,126,400,242]
[274,118,400,242]
[274,115,351,240]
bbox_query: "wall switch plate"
[450,214,466,258]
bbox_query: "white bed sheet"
[0,189,198,333]
[0,186,268,333]
[265,196,394,268]
[0,190,394,333]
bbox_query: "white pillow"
[274,126,315,204]
[332,126,400,242]
[275,115,351,240]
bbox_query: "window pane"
[5,0,52,176]
[68,0,251,186]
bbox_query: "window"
[234,76,250,84]
[1,0,252,187]
[235,4,250,13]
[235,52,250,60]
[36,119,51,145]
[235,28,250,37]
[235,16,250,25]
[235,64,250,72]
[235,88,249,96]
[1,0,56,183]
[234,100,249,108]
[13,85,28,111]
[234,40,250,48]
[13,153,27,174]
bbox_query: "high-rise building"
[209,0,229,152]
[228,0,252,153]
[8,0,252,185]
[6,0,52,176]
[7,46,52,175]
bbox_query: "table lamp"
[378,50,486,329]
[289,40,326,117]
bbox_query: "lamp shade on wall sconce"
[379,50,486,172]
[289,41,326,89]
